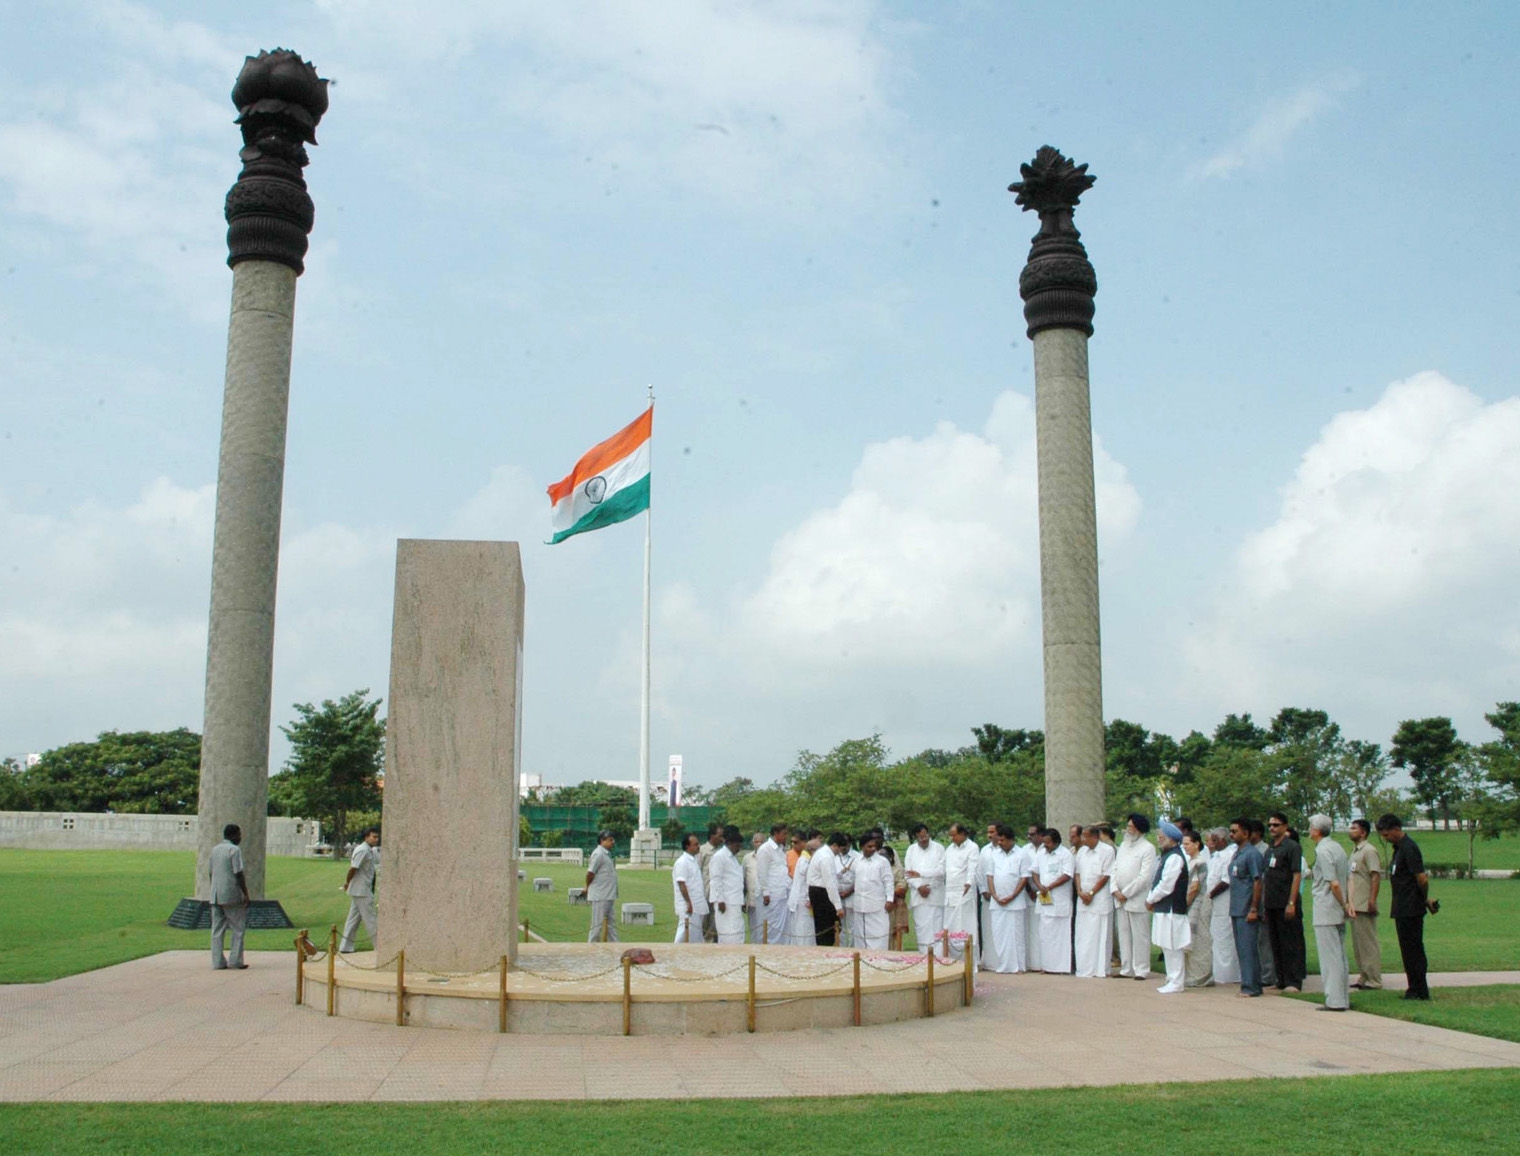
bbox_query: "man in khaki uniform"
[1348,818,1383,990]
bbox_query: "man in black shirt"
[1262,812,1307,991]
[1375,814,1435,1000]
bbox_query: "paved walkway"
[1,952,1516,1102]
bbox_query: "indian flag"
[546,407,652,544]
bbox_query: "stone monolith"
[378,540,525,972]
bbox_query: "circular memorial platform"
[301,941,971,1035]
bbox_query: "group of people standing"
[656,813,1435,1007]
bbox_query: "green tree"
[1268,707,1343,820]
[659,816,685,846]
[1391,717,1462,828]
[1465,702,1520,869]
[708,777,757,808]
[554,781,638,806]
[1171,746,1281,829]
[1213,713,1269,750]
[272,689,385,853]
[0,758,33,810]
[1329,739,1390,821]
[1106,719,1163,781]
[519,812,533,848]
[972,724,1043,764]
[21,729,201,814]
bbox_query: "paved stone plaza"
[1,952,1516,1101]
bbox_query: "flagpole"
[638,385,653,838]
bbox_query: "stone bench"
[532,878,553,893]
[518,869,526,881]
[568,887,589,905]
[621,902,655,926]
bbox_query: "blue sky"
[3,1,1517,790]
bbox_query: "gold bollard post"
[833,919,840,946]
[852,952,861,1026]
[499,955,509,1033]
[395,950,405,1027]
[294,930,307,1006]
[523,918,529,944]
[965,933,975,1006]
[926,947,935,1018]
[603,914,611,944]
[326,925,337,1016]
[747,955,757,1033]
[622,955,632,1036]
[762,918,769,946]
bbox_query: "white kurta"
[1073,842,1115,978]
[984,845,1028,973]
[904,840,947,950]
[977,841,997,967]
[787,850,815,944]
[708,845,746,943]
[1145,846,1192,992]
[672,850,709,943]
[942,838,980,948]
[754,838,790,944]
[1033,844,1074,973]
[1206,842,1240,983]
[850,853,895,949]
[1024,844,1045,972]
[1112,834,1157,978]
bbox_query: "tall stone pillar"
[174,51,328,926]
[1010,147,1106,838]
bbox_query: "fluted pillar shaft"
[1010,147,1105,839]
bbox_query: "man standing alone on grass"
[1348,818,1383,990]
[339,827,381,952]
[1307,815,1354,1011]
[672,833,708,943]
[1376,814,1434,1001]
[586,830,619,942]
[209,823,250,970]
[1228,818,1264,998]
[1263,812,1306,992]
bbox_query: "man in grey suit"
[1308,814,1354,1011]
[585,830,619,942]
[209,823,251,970]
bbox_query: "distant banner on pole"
[667,756,683,808]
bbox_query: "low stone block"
[568,887,589,905]
[533,878,553,893]
[620,902,655,925]
[518,870,526,881]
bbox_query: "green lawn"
[1350,828,1520,872]
[2,849,1515,985]
[2,1070,1517,1154]
[1291,985,1520,1044]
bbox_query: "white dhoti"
[673,912,702,943]
[911,904,944,953]
[757,900,787,945]
[714,905,745,944]
[1073,906,1112,978]
[1116,908,1151,978]
[1152,911,1191,992]
[985,905,1027,973]
[1210,902,1240,983]
[944,895,976,959]
[1038,913,1072,973]
[788,906,814,945]
[1025,905,1043,971]
[979,896,995,967]
[855,909,889,950]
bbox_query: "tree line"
[7,696,1516,858]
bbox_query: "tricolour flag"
[546,406,651,544]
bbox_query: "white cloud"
[1181,371,1520,727]
[1196,72,1358,179]
[0,3,238,319]
[314,0,904,207]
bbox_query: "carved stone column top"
[225,49,329,275]
[1009,146,1097,339]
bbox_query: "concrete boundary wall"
[0,812,320,857]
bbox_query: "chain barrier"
[334,951,402,972]
[512,962,626,983]
[632,961,751,983]
[754,960,854,981]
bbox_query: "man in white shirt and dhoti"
[743,833,765,942]
[977,824,998,969]
[943,823,979,960]
[788,832,818,944]
[754,823,791,945]
[1030,829,1074,973]
[835,841,859,946]
[1024,824,1045,972]
[708,826,747,944]
[1204,827,1240,983]
[1145,821,1192,993]
[1111,813,1158,980]
[672,833,709,943]
[850,833,896,949]
[1073,825,1115,978]
[903,823,946,952]
[983,824,1029,972]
